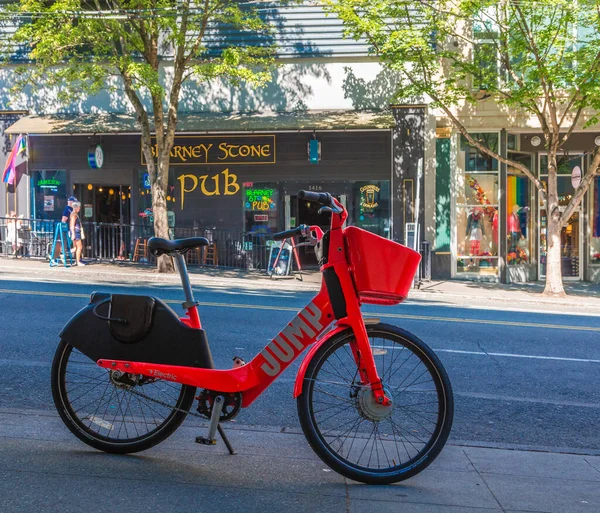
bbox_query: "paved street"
[0,265,599,512]
[0,273,599,452]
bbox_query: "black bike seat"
[148,237,209,256]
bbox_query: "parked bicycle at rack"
[52,190,453,485]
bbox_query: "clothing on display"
[466,210,484,256]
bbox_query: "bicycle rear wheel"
[297,323,453,484]
[51,340,196,454]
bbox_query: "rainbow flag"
[2,135,27,185]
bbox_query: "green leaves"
[326,0,600,144]
[9,0,276,112]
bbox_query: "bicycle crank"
[109,374,237,454]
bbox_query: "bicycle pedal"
[195,436,217,446]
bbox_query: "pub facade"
[3,108,425,268]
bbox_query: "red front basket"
[344,226,421,306]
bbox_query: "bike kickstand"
[196,395,224,446]
[218,424,236,455]
[195,395,237,455]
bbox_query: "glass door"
[538,155,583,280]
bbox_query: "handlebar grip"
[273,226,302,241]
[297,190,331,205]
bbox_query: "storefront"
[440,130,600,283]
[5,109,415,266]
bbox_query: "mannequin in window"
[508,204,529,252]
[508,204,522,252]
[466,208,484,267]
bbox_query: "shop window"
[591,177,600,265]
[244,184,278,234]
[31,170,67,220]
[456,206,498,274]
[460,133,499,171]
[456,133,499,276]
[352,181,390,237]
[539,154,580,175]
[507,154,532,267]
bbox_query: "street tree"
[327,0,600,295]
[10,0,274,272]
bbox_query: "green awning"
[5,110,395,135]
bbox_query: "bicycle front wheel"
[297,323,453,484]
[51,340,196,454]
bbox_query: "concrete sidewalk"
[1,258,600,312]
[1,408,599,513]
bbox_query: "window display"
[506,154,532,267]
[455,133,500,277]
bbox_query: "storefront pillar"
[391,105,426,247]
[499,129,508,283]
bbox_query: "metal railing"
[0,217,276,270]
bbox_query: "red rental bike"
[51,190,453,485]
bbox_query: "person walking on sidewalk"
[6,211,23,258]
[69,202,86,266]
[62,196,77,255]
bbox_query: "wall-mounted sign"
[360,184,380,209]
[245,188,276,211]
[254,214,269,222]
[37,178,61,189]
[43,196,54,211]
[84,204,93,218]
[143,173,151,189]
[88,144,104,169]
[571,166,582,189]
[142,135,276,166]
[308,139,321,164]
[177,169,240,208]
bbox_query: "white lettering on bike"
[260,302,324,377]
[150,369,178,381]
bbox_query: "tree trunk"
[152,168,174,274]
[544,214,564,296]
[542,151,565,296]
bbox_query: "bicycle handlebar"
[273,225,306,241]
[297,190,331,205]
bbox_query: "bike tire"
[297,323,453,484]
[51,340,196,454]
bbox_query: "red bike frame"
[97,197,391,407]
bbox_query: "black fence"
[0,217,276,270]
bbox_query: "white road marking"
[434,348,600,364]
[371,345,600,364]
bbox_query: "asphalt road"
[1,277,599,453]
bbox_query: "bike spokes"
[298,325,453,483]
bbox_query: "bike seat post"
[173,253,198,310]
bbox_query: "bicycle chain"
[121,384,208,420]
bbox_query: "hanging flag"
[2,135,27,185]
